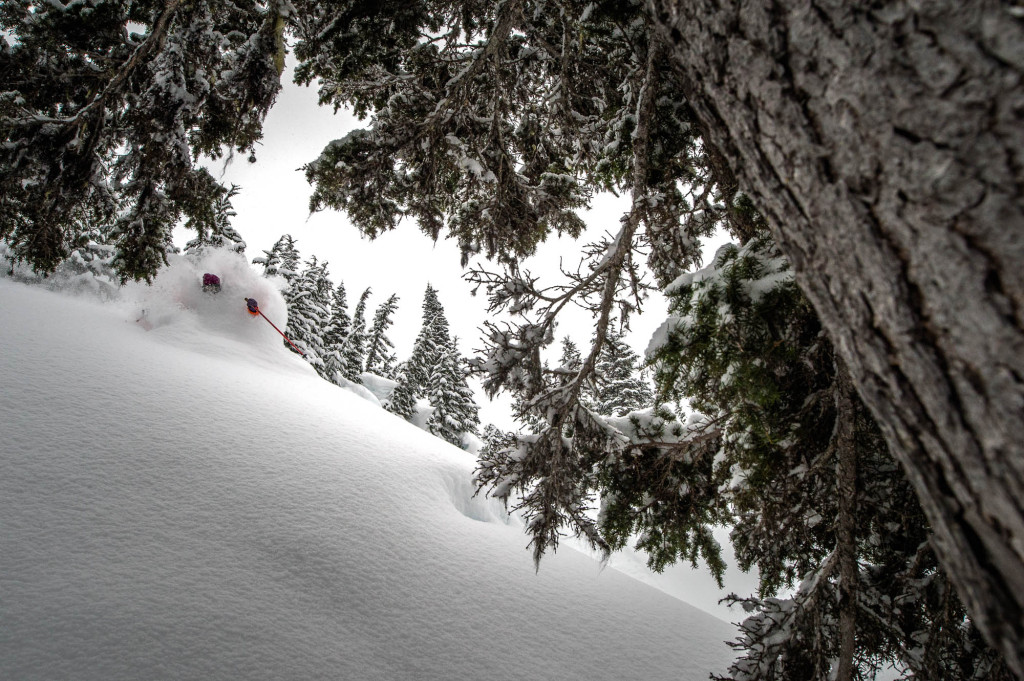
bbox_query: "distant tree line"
[254,234,480,450]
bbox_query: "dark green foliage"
[284,255,330,367]
[321,280,352,383]
[592,326,653,417]
[183,184,246,255]
[648,234,1006,679]
[293,0,707,268]
[474,390,624,566]
[386,363,419,420]
[364,293,400,378]
[0,0,286,280]
[342,287,372,382]
[652,238,831,595]
[1,222,120,297]
[294,0,587,265]
[596,406,728,578]
[426,337,480,447]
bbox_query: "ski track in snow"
[0,262,735,681]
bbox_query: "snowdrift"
[0,259,734,681]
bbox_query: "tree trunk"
[647,0,1024,674]
[834,365,857,681]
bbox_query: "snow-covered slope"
[0,256,734,681]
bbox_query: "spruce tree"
[592,327,653,417]
[2,222,119,298]
[558,337,582,373]
[253,234,300,282]
[364,293,400,378]
[385,286,454,421]
[341,287,371,383]
[649,6,1024,662]
[385,362,418,421]
[283,255,330,370]
[274,235,302,284]
[321,280,352,384]
[252,236,280,277]
[394,284,452,399]
[479,423,518,456]
[421,284,451,350]
[401,316,440,402]
[60,226,120,296]
[183,184,245,256]
[509,394,546,437]
[426,337,481,448]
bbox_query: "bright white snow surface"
[0,253,734,681]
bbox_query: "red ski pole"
[244,298,306,356]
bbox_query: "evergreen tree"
[507,336,585,437]
[395,284,452,399]
[651,6,1024,663]
[558,337,582,373]
[509,394,546,436]
[385,362,418,421]
[253,234,300,283]
[426,337,480,448]
[2,222,119,298]
[252,237,282,277]
[321,280,352,384]
[592,327,653,417]
[386,286,454,421]
[183,184,246,256]
[420,283,450,350]
[277,236,301,284]
[283,255,330,370]
[59,226,120,296]
[555,337,590,404]
[364,293,400,378]
[401,315,441,402]
[341,287,371,383]
[479,423,518,457]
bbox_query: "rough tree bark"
[647,0,1024,674]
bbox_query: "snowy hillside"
[0,254,735,681]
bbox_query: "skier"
[202,273,222,293]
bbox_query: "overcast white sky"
[193,64,682,428]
